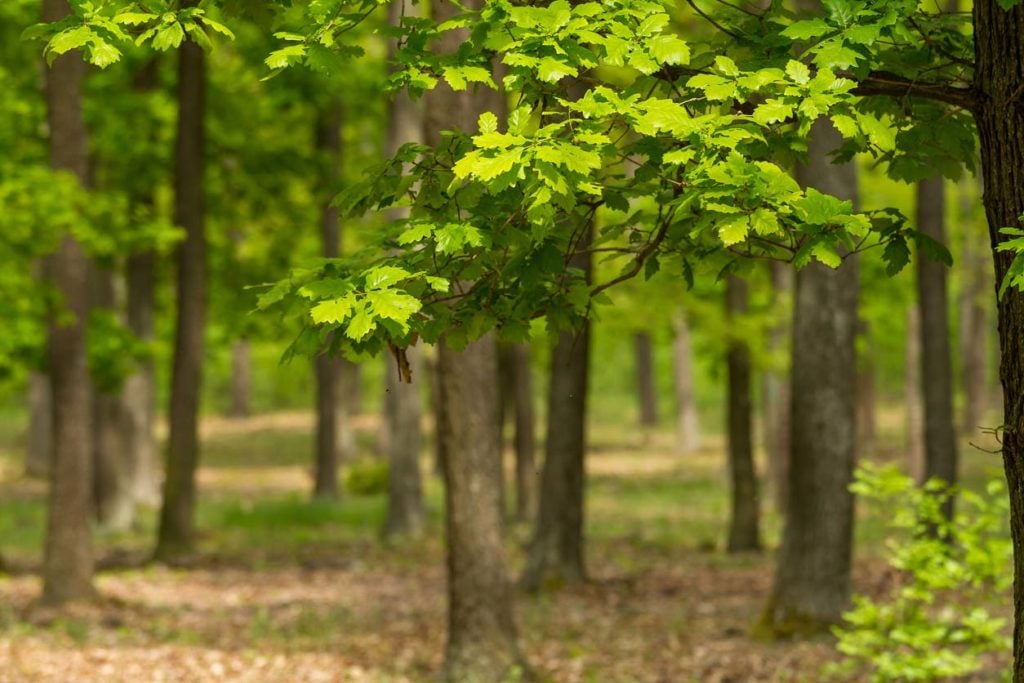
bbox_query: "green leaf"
[114,11,157,26]
[345,305,376,341]
[753,99,793,125]
[537,57,577,83]
[48,26,94,58]
[365,265,411,289]
[785,60,811,85]
[647,34,689,65]
[310,295,357,325]
[367,289,422,326]
[719,215,750,246]
[265,44,306,69]
[781,18,833,40]
[478,111,498,134]
[714,55,739,77]
[151,22,186,51]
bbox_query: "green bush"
[345,458,390,496]
[830,463,1011,682]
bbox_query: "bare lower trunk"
[915,177,958,519]
[26,371,52,477]
[634,332,658,429]
[425,0,523,675]
[764,117,858,634]
[229,339,250,418]
[124,250,159,506]
[156,22,207,562]
[726,275,761,553]
[672,310,700,454]
[906,306,925,481]
[438,336,522,681]
[763,262,792,513]
[384,348,425,539]
[523,235,591,590]
[41,0,94,604]
[91,267,134,531]
[510,345,536,521]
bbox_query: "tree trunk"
[763,262,792,513]
[40,0,95,605]
[906,305,925,481]
[509,345,536,521]
[313,99,344,500]
[522,234,591,590]
[156,19,207,562]
[438,337,522,681]
[915,176,959,519]
[764,117,858,634]
[971,4,1024,676]
[26,371,52,478]
[726,275,761,553]
[123,249,160,506]
[634,332,658,429]
[228,339,250,418]
[425,0,524,676]
[384,349,425,538]
[672,309,700,454]
[381,0,426,534]
[91,266,134,531]
[959,176,990,437]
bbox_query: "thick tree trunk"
[313,99,345,500]
[91,267,134,531]
[523,235,591,590]
[40,0,94,605]
[672,309,700,454]
[425,0,523,676]
[726,275,761,553]
[26,371,52,477]
[509,345,536,521]
[438,337,522,681]
[763,263,792,513]
[915,177,959,519]
[959,176,990,436]
[123,249,160,506]
[972,4,1024,676]
[228,339,250,418]
[384,349,425,538]
[906,306,925,481]
[764,118,858,634]
[156,21,207,561]
[381,2,426,534]
[634,332,658,429]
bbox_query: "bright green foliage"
[831,464,1011,682]
[259,0,968,359]
[997,226,1024,296]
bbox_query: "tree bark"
[313,100,344,500]
[40,0,95,605]
[906,302,925,481]
[726,275,761,553]
[26,371,52,478]
[959,176,990,437]
[634,332,658,429]
[381,0,426,534]
[763,262,792,513]
[156,18,207,561]
[384,349,425,538]
[228,339,250,418]
[764,117,858,634]
[915,176,959,519]
[425,0,524,676]
[91,266,134,531]
[509,344,536,521]
[971,4,1024,676]
[523,233,591,590]
[672,309,700,454]
[124,249,160,506]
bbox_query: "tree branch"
[850,70,978,111]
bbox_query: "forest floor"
[0,409,1009,682]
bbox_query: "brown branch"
[850,70,978,111]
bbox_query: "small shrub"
[345,458,389,496]
[830,463,1011,681]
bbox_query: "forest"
[2,0,1024,680]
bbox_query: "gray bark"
[958,176,990,437]
[26,371,52,477]
[124,249,160,506]
[763,263,792,513]
[634,332,658,428]
[765,117,859,633]
[906,306,925,481]
[672,310,700,454]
